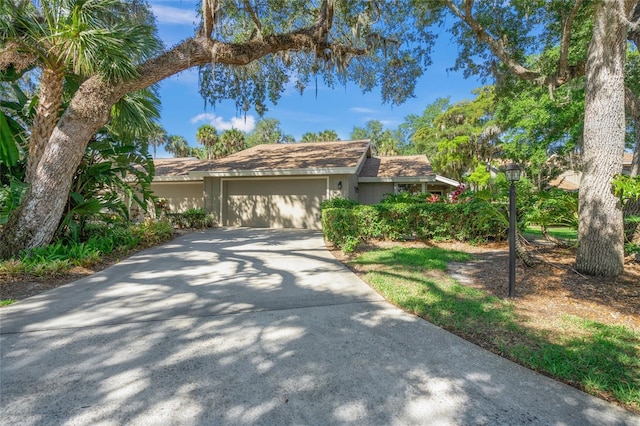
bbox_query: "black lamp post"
[505,163,522,297]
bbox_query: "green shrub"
[321,208,360,249]
[167,208,216,228]
[131,219,174,246]
[322,198,508,251]
[0,259,27,277]
[320,197,359,210]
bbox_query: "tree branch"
[242,0,263,39]
[558,0,584,78]
[443,0,587,88]
[444,0,542,82]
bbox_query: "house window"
[396,183,423,195]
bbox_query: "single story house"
[151,140,460,230]
[548,152,636,192]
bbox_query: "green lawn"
[524,225,577,240]
[350,246,639,412]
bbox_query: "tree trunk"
[26,67,64,183]
[575,1,629,276]
[0,80,116,257]
[0,29,345,258]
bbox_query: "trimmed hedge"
[166,208,216,229]
[322,199,507,252]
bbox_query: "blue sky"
[149,1,484,157]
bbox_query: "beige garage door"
[224,178,327,229]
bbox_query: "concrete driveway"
[1,228,637,425]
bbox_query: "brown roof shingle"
[153,140,371,176]
[153,158,210,177]
[359,155,435,178]
[191,140,370,172]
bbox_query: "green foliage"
[245,118,293,146]
[131,219,174,246]
[402,97,451,156]
[1,0,162,82]
[195,124,218,159]
[524,189,579,230]
[322,197,508,252]
[351,247,639,411]
[0,219,174,275]
[350,120,403,155]
[0,111,20,167]
[300,129,339,142]
[613,175,640,205]
[165,135,191,157]
[321,208,360,252]
[0,177,28,225]
[320,197,359,210]
[429,86,500,182]
[167,208,216,229]
[57,135,156,241]
[198,2,433,114]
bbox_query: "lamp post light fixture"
[505,163,521,297]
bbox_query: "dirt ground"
[2,237,640,336]
[332,239,640,333]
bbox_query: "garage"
[223,178,328,229]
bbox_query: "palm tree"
[165,135,191,157]
[196,124,218,159]
[317,129,339,141]
[219,128,246,157]
[147,123,167,158]
[0,0,161,182]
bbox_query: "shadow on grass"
[350,247,640,412]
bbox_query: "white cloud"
[150,5,198,25]
[350,107,377,114]
[190,113,256,132]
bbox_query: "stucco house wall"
[151,181,204,213]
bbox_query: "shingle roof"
[190,140,370,172]
[547,170,581,191]
[153,140,371,176]
[153,158,210,177]
[359,155,435,178]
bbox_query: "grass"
[524,225,577,240]
[350,247,639,412]
[0,299,16,306]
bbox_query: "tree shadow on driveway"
[1,228,636,425]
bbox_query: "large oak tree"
[419,0,639,276]
[0,0,431,258]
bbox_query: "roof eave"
[152,175,203,182]
[190,167,358,178]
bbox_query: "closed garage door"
[224,178,327,229]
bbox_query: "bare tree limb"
[558,0,584,79]
[443,0,542,83]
